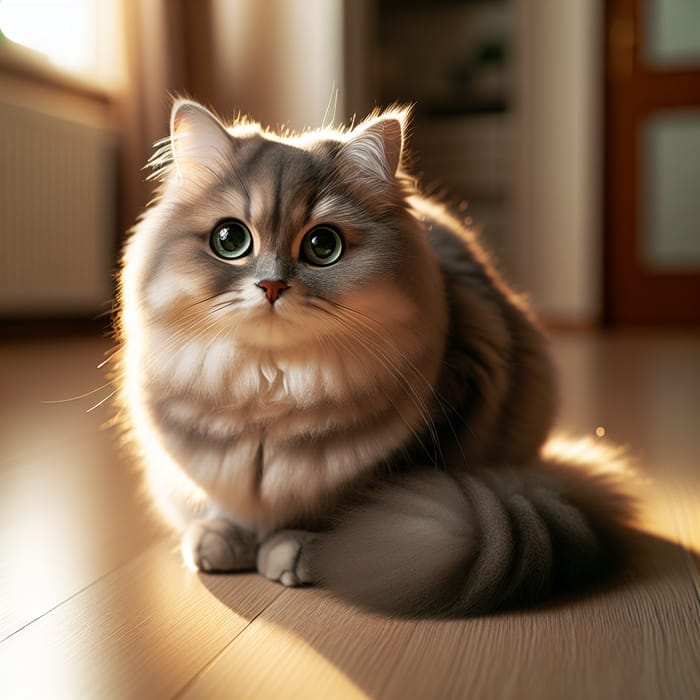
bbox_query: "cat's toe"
[182,518,256,573]
[257,530,318,586]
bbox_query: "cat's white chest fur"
[150,331,358,427]
[142,325,439,532]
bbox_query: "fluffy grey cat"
[115,100,633,616]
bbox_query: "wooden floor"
[1,329,699,699]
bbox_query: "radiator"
[0,98,117,315]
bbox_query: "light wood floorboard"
[1,330,699,699]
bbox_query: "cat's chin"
[237,306,318,351]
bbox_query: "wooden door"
[605,0,700,324]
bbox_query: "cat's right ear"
[169,100,233,181]
[339,107,410,182]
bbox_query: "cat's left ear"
[169,100,233,180]
[341,107,410,181]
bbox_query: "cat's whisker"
[97,347,121,370]
[326,304,434,442]
[209,298,243,314]
[140,310,236,383]
[308,305,436,463]
[201,315,238,365]
[308,299,444,468]
[184,291,229,310]
[330,300,460,410]
[328,299,469,465]
[321,83,339,130]
[340,308,451,468]
[41,382,115,404]
[342,325,444,469]
[87,389,118,413]
[171,314,233,352]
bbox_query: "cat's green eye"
[301,226,344,266]
[210,219,253,260]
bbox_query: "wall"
[209,0,346,130]
[0,42,118,316]
[514,0,602,324]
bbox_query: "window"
[0,0,124,90]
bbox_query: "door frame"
[604,0,700,324]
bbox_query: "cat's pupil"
[310,232,334,258]
[302,226,343,266]
[219,225,246,251]
[210,219,252,260]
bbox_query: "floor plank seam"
[0,537,170,645]
[170,586,289,699]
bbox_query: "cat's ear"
[169,100,233,180]
[341,108,409,180]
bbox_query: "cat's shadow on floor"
[197,529,695,694]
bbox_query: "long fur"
[314,439,635,616]
[114,99,636,617]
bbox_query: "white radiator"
[0,98,117,315]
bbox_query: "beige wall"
[514,0,602,324]
[209,0,346,130]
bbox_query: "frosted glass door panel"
[644,0,700,68]
[641,112,700,270]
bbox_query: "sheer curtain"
[116,0,345,232]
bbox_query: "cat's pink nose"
[256,280,289,304]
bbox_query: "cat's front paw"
[257,530,318,587]
[182,518,256,573]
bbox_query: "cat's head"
[122,100,445,352]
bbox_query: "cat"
[114,99,634,616]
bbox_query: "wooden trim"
[603,0,700,325]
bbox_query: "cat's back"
[409,194,507,298]
[408,193,557,465]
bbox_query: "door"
[605,0,700,324]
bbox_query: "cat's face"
[123,101,442,354]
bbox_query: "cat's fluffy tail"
[312,438,637,616]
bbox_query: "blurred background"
[0,0,698,330]
[1,7,699,693]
